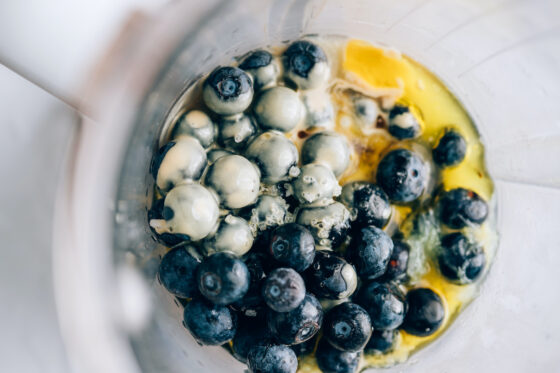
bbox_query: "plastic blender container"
[53,1,560,372]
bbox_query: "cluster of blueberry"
[149,39,490,373]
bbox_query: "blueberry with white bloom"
[283,40,330,90]
[301,131,351,178]
[245,131,299,184]
[247,344,298,373]
[340,182,391,228]
[202,215,254,257]
[183,297,237,345]
[438,232,485,284]
[269,223,316,272]
[149,183,219,241]
[323,302,372,352]
[203,66,253,115]
[296,201,351,249]
[376,148,426,203]
[346,226,393,279]
[262,268,306,312]
[305,251,357,300]
[206,148,233,163]
[158,246,199,298]
[242,194,290,233]
[254,86,304,132]
[239,49,280,90]
[388,105,421,139]
[302,90,335,130]
[218,113,257,151]
[292,164,341,205]
[364,329,398,354]
[315,339,361,373]
[356,282,407,330]
[353,96,381,134]
[153,137,207,192]
[171,110,216,148]
[197,252,250,305]
[204,154,260,209]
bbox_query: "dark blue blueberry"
[262,268,306,312]
[438,233,485,284]
[150,141,176,179]
[439,188,488,229]
[376,149,426,203]
[364,329,398,354]
[290,335,318,356]
[148,198,191,245]
[432,129,467,167]
[355,282,407,330]
[387,105,421,139]
[232,316,272,363]
[158,247,199,298]
[283,41,327,79]
[231,251,267,317]
[247,344,298,373]
[346,226,393,279]
[323,302,372,352]
[196,252,250,305]
[239,50,273,70]
[379,240,410,283]
[402,288,445,337]
[305,251,358,300]
[269,223,316,272]
[352,183,391,228]
[183,297,237,345]
[315,339,361,373]
[205,66,252,101]
[267,293,323,345]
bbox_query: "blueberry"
[202,215,254,257]
[340,182,391,228]
[232,316,271,363]
[379,240,410,282]
[323,302,372,352]
[305,251,358,300]
[387,105,421,139]
[240,195,290,233]
[262,268,306,312]
[301,131,351,177]
[150,141,175,179]
[196,252,250,305]
[296,202,351,249]
[438,188,488,229]
[183,297,237,345]
[438,233,485,284]
[355,282,407,330]
[245,131,299,184]
[231,251,267,316]
[240,50,273,70]
[158,247,200,298]
[402,288,445,337]
[283,41,329,90]
[148,198,191,245]
[171,110,216,148]
[269,223,315,272]
[315,339,361,373]
[290,335,318,356]
[364,329,398,354]
[247,344,298,373]
[206,148,233,164]
[346,226,393,279]
[432,129,467,167]
[292,164,341,205]
[239,50,279,89]
[218,114,257,151]
[254,86,304,132]
[202,66,253,115]
[267,293,323,345]
[376,149,426,203]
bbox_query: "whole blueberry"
[203,66,254,115]
[240,50,273,70]
[231,251,267,316]
[402,288,445,337]
[315,339,361,373]
[158,247,200,298]
[323,302,372,352]
[387,105,421,139]
[148,198,191,245]
[439,188,489,229]
[262,268,306,312]
[232,316,271,363]
[438,233,486,284]
[356,282,407,330]
[247,344,298,373]
[267,293,323,345]
[283,40,329,89]
[296,202,351,249]
[150,141,176,179]
[432,129,467,167]
[290,335,318,356]
[364,329,398,354]
[346,226,393,279]
[305,251,358,300]
[183,297,237,345]
[340,182,391,228]
[269,223,316,272]
[197,252,250,305]
[239,50,279,89]
[376,149,426,203]
[379,240,410,282]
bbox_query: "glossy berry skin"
[231,251,267,316]
[158,247,200,298]
[432,129,467,167]
[379,240,410,282]
[247,344,298,373]
[183,297,237,345]
[282,41,329,89]
[402,288,445,337]
[305,251,358,300]
[323,303,372,352]
[232,317,271,363]
[346,226,394,279]
[387,105,421,139]
[439,188,489,229]
[196,252,250,305]
[315,339,361,373]
[239,50,279,89]
[356,282,407,330]
[240,49,273,70]
[267,293,323,345]
[202,66,253,115]
[438,233,486,284]
[364,329,398,354]
[262,268,306,312]
[341,182,391,228]
[376,149,426,203]
[269,223,316,272]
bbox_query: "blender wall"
[55,1,560,373]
